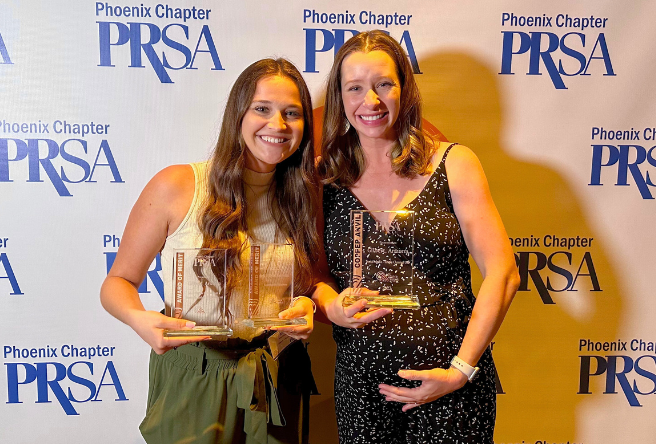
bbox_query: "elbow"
[505,267,521,305]
[99,278,111,312]
[99,274,129,314]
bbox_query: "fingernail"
[185,321,196,328]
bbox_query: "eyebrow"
[251,99,302,108]
[342,79,361,86]
[343,75,396,86]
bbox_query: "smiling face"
[241,75,305,172]
[340,50,401,145]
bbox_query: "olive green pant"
[139,342,312,444]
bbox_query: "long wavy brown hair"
[317,30,436,186]
[198,59,319,307]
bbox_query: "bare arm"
[100,165,210,354]
[447,145,519,367]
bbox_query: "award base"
[163,326,233,337]
[241,318,307,328]
[343,294,420,310]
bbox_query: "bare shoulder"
[132,164,196,233]
[141,164,195,209]
[428,141,476,168]
[443,144,481,168]
[442,144,489,197]
[146,164,195,199]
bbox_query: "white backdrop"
[1,1,654,443]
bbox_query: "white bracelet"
[291,296,316,313]
[450,355,480,382]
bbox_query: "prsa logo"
[302,8,420,74]
[510,234,600,304]
[0,236,23,296]
[589,127,656,200]
[498,12,615,89]
[4,343,127,415]
[578,338,656,407]
[0,119,123,196]
[103,234,163,300]
[0,29,13,64]
[96,2,223,83]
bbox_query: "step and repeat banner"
[1,1,654,443]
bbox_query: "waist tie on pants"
[235,347,285,444]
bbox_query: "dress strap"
[438,143,459,213]
[438,142,459,168]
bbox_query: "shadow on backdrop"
[416,52,623,441]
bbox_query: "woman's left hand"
[378,367,468,412]
[273,296,314,340]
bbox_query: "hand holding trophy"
[163,243,307,336]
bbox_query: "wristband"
[291,296,316,313]
[450,355,480,382]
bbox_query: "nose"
[363,89,380,108]
[267,111,287,130]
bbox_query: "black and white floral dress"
[323,144,496,444]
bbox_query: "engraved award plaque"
[164,248,233,337]
[241,243,307,328]
[345,210,419,309]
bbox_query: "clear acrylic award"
[241,243,307,328]
[164,248,233,337]
[345,210,420,310]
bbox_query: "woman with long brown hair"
[314,31,520,443]
[101,58,318,444]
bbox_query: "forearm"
[100,276,146,328]
[311,280,339,316]
[455,270,519,366]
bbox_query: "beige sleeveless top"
[161,161,289,340]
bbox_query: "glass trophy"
[241,243,307,328]
[344,210,420,310]
[164,248,233,337]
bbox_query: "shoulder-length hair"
[317,30,435,186]
[198,58,319,303]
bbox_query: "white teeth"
[360,114,385,121]
[261,136,286,143]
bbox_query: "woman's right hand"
[324,287,392,328]
[127,310,210,355]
